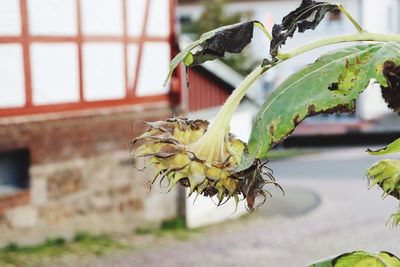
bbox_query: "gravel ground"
[84,148,400,267]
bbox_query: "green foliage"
[389,211,400,225]
[368,138,400,155]
[246,42,400,162]
[44,237,66,247]
[309,251,400,267]
[160,217,186,231]
[367,159,400,199]
[0,233,129,266]
[134,217,198,241]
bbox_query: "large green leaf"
[309,251,400,267]
[368,138,400,155]
[241,42,400,169]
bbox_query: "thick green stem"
[189,66,268,162]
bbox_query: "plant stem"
[278,33,400,59]
[336,3,365,33]
[255,22,273,41]
[189,66,268,162]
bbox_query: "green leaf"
[164,21,266,86]
[367,159,400,225]
[388,210,400,226]
[240,42,400,170]
[308,251,400,267]
[334,252,386,267]
[366,159,400,200]
[368,138,400,155]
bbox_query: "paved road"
[269,146,396,180]
[87,147,400,267]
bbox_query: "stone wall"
[0,105,179,246]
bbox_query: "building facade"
[0,0,182,245]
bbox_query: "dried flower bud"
[132,118,280,210]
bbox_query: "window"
[0,149,30,195]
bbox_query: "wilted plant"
[132,1,400,263]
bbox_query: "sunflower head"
[132,118,280,210]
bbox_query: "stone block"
[31,178,47,205]
[47,168,84,199]
[90,193,112,212]
[5,205,38,229]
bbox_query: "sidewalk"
[85,148,400,267]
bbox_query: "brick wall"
[0,105,172,165]
[0,105,180,245]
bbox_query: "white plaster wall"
[146,0,170,37]
[31,43,79,105]
[127,44,139,89]
[81,0,123,35]
[28,0,77,36]
[362,0,399,33]
[136,42,170,96]
[83,43,126,101]
[0,0,21,35]
[127,0,147,37]
[0,44,25,108]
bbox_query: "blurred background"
[0,0,399,266]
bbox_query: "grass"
[0,218,201,266]
[0,232,130,267]
[135,217,199,241]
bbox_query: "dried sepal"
[236,159,284,211]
